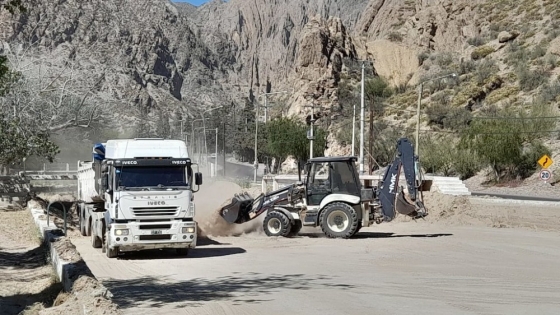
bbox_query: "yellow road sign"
[538,154,553,168]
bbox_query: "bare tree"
[0,42,110,133]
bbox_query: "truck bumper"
[109,220,197,252]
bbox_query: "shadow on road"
[117,246,246,261]
[298,232,453,239]
[197,236,231,246]
[103,273,355,308]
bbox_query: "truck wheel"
[263,211,292,237]
[79,204,87,236]
[288,220,302,237]
[176,248,189,256]
[105,232,118,258]
[319,202,359,239]
[91,221,102,248]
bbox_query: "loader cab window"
[307,160,361,206]
[331,161,360,196]
[307,162,330,205]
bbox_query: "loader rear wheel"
[263,211,292,237]
[320,202,359,239]
[79,204,87,236]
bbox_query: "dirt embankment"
[1,195,122,315]
[395,191,560,231]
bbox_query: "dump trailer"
[220,137,428,238]
[77,138,203,258]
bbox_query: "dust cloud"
[195,180,264,237]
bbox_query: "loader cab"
[305,157,361,206]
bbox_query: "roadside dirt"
[0,195,122,315]
[4,178,559,314]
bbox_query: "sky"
[172,0,211,6]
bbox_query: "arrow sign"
[538,154,553,169]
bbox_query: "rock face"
[0,0,498,157]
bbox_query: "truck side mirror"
[195,172,203,186]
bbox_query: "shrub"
[471,45,495,60]
[467,36,486,47]
[387,32,403,42]
[516,65,550,92]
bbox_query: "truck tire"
[288,220,302,237]
[91,221,102,248]
[105,231,118,258]
[176,248,189,256]
[79,204,87,236]
[263,211,292,237]
[319,202,359,239]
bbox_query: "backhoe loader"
[220,137,428,238]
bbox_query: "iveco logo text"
[122,161,138,165]
[148,201,166,205]
[388,174,397,193]
[172,160,187,165]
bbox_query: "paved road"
[70,181,560,315]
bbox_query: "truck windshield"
[116,166,188,189]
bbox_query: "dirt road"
[70,180,560,315]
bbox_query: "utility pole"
[304,103,316,159]
[215,127,218,177]
[254,100,259,182]
[222,121,226,177]
[414,73,457,156]
[369,89,374,175]
[360,61,365,174]
[352,100,356,156]
[258,90,289,123]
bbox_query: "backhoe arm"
[377,138,427,222]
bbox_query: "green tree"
[265,116,327,174]
[0,116,59,174]
[459,105,552,181]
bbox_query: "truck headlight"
[115,229,129,236]
[182,227,195,234]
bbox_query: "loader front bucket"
[395,190,428,219]
[219,192,262,224]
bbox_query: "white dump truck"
[76,138,203,258]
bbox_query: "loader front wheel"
[263,211,292,237]
[320,202,359,239]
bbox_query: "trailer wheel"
[319,202,359,239]
[91,221,102,248]
[105,231,118,258]
[263,211,292,237]
[288,220,302,237]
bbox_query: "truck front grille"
[132,206,179,217]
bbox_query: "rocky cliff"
[1,0,558,161]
